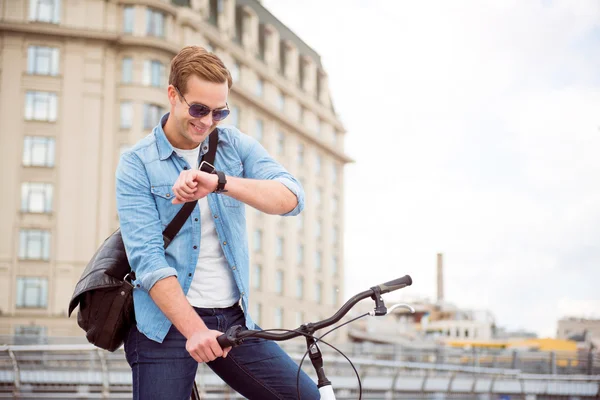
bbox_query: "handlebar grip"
[217,324,244,348]
[378,275,412,294]
[217,333,234,348]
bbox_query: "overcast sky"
[262,0,600,337]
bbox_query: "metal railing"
[1,342,599,399]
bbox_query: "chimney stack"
[437,253,444,302]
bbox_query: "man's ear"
[167,85,178,106]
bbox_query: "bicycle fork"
[306,336,336,399]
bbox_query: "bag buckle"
[123,273,135,287]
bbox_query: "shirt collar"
[155,112,210,161]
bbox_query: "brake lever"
[368,303,415,316]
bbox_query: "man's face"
[168,75,229,149]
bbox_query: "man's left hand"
[171,170,218,204]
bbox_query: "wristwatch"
[213,170,228,194]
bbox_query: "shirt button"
[214,215,218,219]
[136,284,140,288]
[241,292,245,296]
[232,266,236,270]
[184,166,188,170]
[166,193,170,198]
[193,245,197,249]
[223,241,227,245]
[195,218,198,222]
[188,273,192,277]
[203,146,208,151]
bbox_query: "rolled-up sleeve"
[238,134,305,216]
[115,152,177,292]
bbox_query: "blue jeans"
[124,303,320,399]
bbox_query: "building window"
[121,57,133,83]
[274,307,283,329]
[332,256,338,275]
[315,220,322,239]
[279,41,287,74]
[230,61,240,83]
[19,229,51,260]
[253,302,262,325]
[123,6,134,33]
[252,264,262,290]
[120,102,133,129]
[296,277,304,299]
[275,270,283,295]
[23,136,55,167]
[315,251,322,271]
[253,229,262,252]
[332,286,339,306]
[275,236,284,259]
[276,132,285,156]
[229,105,239,126]
[146,8,165,38]
[16,277,48,308]
[143,103,164,129]
[297,244,304,266]
[27,46,59,76]
[332,227,338,245]
[297,143,304,165]
[276,90,285,111]
[208,0,219,26]
[297,212,303,231]
[25,91,57,122]
[315,154,322,174]
[332,196,338,214]
[143,60,165,87]
[256,78,264,97]
[14,325,47,344]
[315,188,322,207]
[316,118,321,135]
[29,0,61,23]
[255,119,263,142]
[315,282,322,304]
[21,183,53,213]
[332,164,338,184]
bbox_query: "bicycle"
[216,274,415,400]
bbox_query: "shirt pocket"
[221,162,244,208]
[150,184,177,225]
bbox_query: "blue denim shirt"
[115,113,304,343]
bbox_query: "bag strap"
[162,129,218,249]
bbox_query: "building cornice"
[0,21,118,42]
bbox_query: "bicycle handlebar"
[217,275,412,348]
[377,275,412,294]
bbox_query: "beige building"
[0,0,350,342]
[557,318,600,343]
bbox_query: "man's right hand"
[186,329,232,363]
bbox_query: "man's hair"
[169,45,232,93]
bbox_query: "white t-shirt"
[172,145,240,308]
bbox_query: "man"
[116,46,319,399]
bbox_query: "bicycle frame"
[217,275,414,400]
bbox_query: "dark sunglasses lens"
[212,109,230,121]
[189,104,210,118]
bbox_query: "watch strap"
[214,170,228,193]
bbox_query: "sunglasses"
[174,86,230,121]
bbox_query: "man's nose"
[199,112,213,126]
